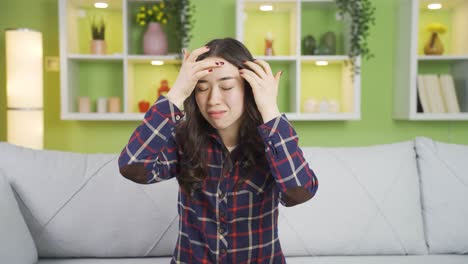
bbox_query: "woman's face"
[195,56,245,134]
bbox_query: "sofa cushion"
[279,141,428,255]
[36,255,468,264]
[38,258,173,264]
[0,142,178,258]
[415,137,468,254]
[0,169,38,264]
[286,255,468,264]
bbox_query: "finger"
[274,70,282,82]
[182,48,189,61]
[187,46,210,63]
[243,60,267,78]
[193,68,213,80]
[254,59,273,76]
[240,69,261,89]
[193,60,224,73]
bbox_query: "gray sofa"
[1,136,467,264]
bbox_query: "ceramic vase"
[143,22,168,55]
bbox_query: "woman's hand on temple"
[240,59,282,123]
[166,46,222,109]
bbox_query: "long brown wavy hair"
[175,38,268,198]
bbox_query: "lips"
[207,110,226,118]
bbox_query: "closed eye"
[221,87,233,90]
[196,86,209,92]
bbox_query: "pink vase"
[143,22,168,55]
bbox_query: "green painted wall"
[0,0,467,154]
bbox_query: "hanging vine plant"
[335,0,376,76]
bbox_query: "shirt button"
[175,115,180,121]
[220,248,227,255]
[219,192,225,200]
[219,211,225,218]
[219,228,225,234]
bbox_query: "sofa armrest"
[0,169,38,264]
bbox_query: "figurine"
[302,34,316,55]
[138,100,150,113]
[157,79,170,97]
[264,32,274,56]
[316,31,337,55]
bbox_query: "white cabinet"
[236,0,361,120]
[59,0,361,121]
[394,0,468,120]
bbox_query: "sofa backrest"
[278,140,428,256]
[0,142,178,258]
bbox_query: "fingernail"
[181,48,185,54]
[280,70,283,76]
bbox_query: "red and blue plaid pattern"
[118,96,318,263]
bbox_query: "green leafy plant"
[136,0,195,51]
[91,17,105,40]
[335,0,376,75]
[166,0,195,51]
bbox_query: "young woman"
[118,38,318,263]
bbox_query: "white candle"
[97,97,107,113]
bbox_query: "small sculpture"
[138,100,150,113]
[302,35,316,55]
[157,79,171,97]
[264,32,274,56]
[316,31,337,55]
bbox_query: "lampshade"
[5,28,44,149]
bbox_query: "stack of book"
[417,74,461,113]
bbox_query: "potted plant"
[136,0,194,55]
[424,23,447,55]
[90,17,106,55]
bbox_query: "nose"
[207,86,222,106]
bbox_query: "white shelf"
[68,54,124,60]
[127,54,181,62]
[409,113,468,120]
[255,55,297,61]
[301,55,349,61]
[286,112,360,120]
[394,0,468,120]
[418,55,468,61]
[61,112,145,121]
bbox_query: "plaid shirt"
[118,96,318,264]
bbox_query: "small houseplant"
[136,2,169,55]
[424,23,446,55]
[135,0,194,55]
[335,0,376,76]
[90,17,106,55]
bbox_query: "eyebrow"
[197,76,235,83]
